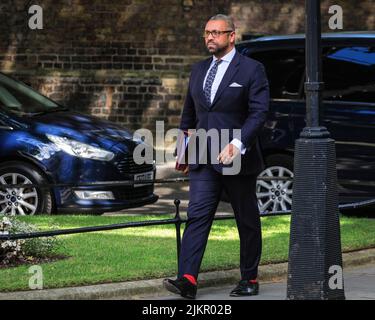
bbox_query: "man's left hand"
[217,143,240,165]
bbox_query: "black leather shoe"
[163,277,197,299]
[230,280,259,297]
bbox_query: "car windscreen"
[0,73,65,116]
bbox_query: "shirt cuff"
[230,138,246,155]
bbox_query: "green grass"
[0,214,374,292]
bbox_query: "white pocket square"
[229,82,243,87]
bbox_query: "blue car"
[0,72,158,215]
[236,32,375,213]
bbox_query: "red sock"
[183,274,197,285]
[249,279,258,284]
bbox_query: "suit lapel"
[210,51,241,109]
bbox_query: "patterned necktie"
[204,59,222,106]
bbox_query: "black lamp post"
[286,0,345,300]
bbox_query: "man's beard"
[206,42,228,55]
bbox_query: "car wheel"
[0,161,53,215]
[257,154,294,214]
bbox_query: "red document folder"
[175,130,190,171]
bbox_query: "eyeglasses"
[203,30,233,38]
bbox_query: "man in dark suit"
[163,14,269,299]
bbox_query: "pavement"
[0,161,374,300]
[141,263,375,300]
[0,247,374,300]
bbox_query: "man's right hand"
[182,166,189,175]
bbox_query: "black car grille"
[113,185,154,201]
[115,155,154,174]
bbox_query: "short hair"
[208,14,235,31]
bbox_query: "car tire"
[257,154,294,214]
[0,161,54,215]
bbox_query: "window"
[323,46,375,103]
[0,73,59,116]
[250,49,305,99]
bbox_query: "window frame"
[244,46,306,101]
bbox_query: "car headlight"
[46,134,114,161]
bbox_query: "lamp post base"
[287,128,345,300]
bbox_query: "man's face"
[204,20,235,56]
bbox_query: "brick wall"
[1,0,374,140]
[12,74,188,130]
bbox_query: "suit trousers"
[178,163,262,280]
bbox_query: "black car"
[236,32,375,213]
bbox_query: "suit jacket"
[179,51,270,175]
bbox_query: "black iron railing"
[0,176,374,269]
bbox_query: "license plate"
[134,171,154,187]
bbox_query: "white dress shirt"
[203,48,246,155]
